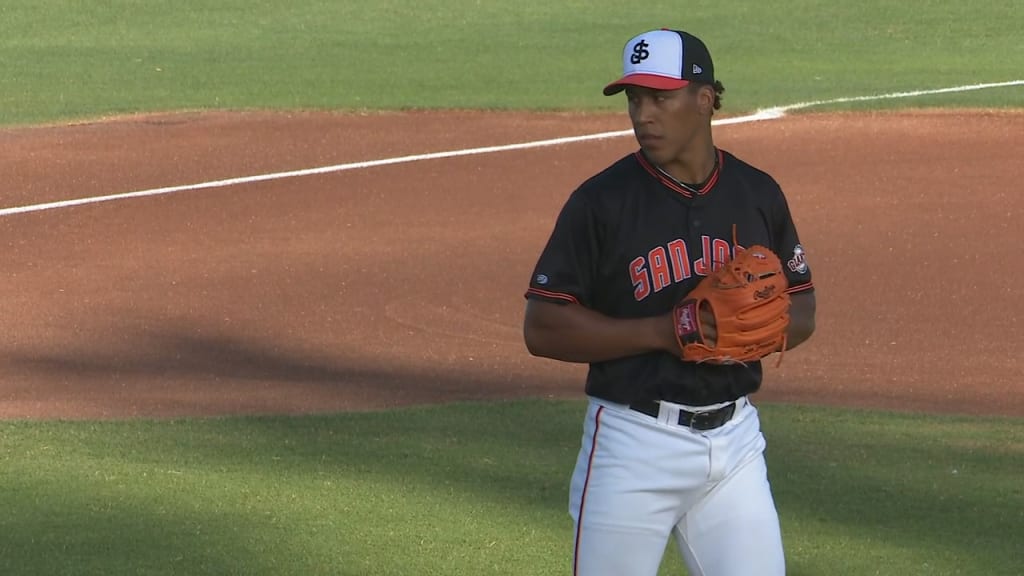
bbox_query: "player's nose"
[630,97,656,125]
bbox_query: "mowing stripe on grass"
[0,80,1020,218]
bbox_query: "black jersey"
[526,149,814,406]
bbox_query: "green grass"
[1,400,1021,575]
[1,0,1022,125]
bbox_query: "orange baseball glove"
[672,245,791,364]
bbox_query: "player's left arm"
[786,290,815,350]
[771,183,816,350]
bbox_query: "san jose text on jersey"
[525,149,813,407]
[631,235,749,301]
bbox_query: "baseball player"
[523,29,816,576]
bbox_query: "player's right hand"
[699,305,717,346]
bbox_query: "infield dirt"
[1,110,1020,419]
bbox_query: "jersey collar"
[636,148,724,198]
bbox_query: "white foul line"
[1,80,1020,217]
[763,80,1024,114]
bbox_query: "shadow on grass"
[0,476,281,576]
[0,401,583,576]
[148,399,584,510]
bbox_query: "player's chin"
[639,143,674,165]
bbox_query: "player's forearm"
[785,319,814,350]
[784,291,816,350]
[524,300,673,363]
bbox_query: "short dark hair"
[689,81,725,113]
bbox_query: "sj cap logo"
[630,39,650,64]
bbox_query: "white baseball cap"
[603,29,716,96]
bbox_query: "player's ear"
[695,84,715,116]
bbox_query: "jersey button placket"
[689,202,702,233]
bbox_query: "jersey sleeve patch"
[786,244,809,274]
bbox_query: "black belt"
[629,399,737,430]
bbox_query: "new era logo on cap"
[603,29,715,96]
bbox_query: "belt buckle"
[687,409,715,432]
[687,402,735,431]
